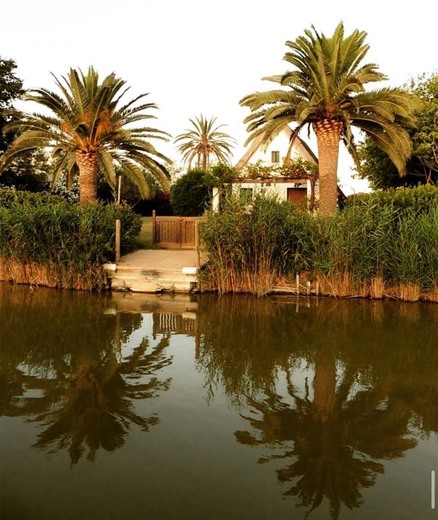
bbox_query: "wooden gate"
[152,212,201,249]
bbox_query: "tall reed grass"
[200,194,315,295]
[200,186,438,302]
[0,189,141,290]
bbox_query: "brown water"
[0,284,437,519]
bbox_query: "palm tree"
[240,22,421,215]
[174,114,236,170]
[0,67,171,204]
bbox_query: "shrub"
[170,169,214,216]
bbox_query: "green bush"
[170,169,214,216]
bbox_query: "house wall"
[212,179,312,211]
[243,128,316,166]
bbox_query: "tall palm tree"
[240,22,421,215]
[174,114,236,170]
[0,67,171,203]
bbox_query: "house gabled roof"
[234,126,347,199]
[235,126,318,170]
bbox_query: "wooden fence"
[152,211,201,249]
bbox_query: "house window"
[271,151,280,163]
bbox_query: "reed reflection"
[196,295,438,518]
[0,285,172,464]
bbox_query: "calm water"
[0,284,437,520]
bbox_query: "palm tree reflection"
[32,336,171,464]
[197,295,436,519]
[235,358,416,518]
[0,286,172,464]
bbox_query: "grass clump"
[0,189,141,290]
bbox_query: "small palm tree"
[0,67,171,203]
[174,114,236,170]
[240,22,421,215]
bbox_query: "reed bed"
[200,186,438,302]
[200,194,315,295]
[0,189,141,290]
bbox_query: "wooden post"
[117,175,122,204]
[152,210,156,246]
[115,219,121,263]
[296,273,300,295]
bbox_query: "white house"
[212,126,320,211]
[234,126,317,169]
[212,126,346,211]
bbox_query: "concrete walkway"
[118,249,199,270]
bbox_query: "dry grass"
[0,258,108,290]
[396,283,421,302]
[368,276,386,299]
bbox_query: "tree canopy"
[0,57,24,156]
[0,57,51,191]
[170,169,214,216]
[357,73,438,189]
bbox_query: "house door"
[287,188,307,205]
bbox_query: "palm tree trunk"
[313,351,337,423]
[313,120,343,216]
[76,151,98,204]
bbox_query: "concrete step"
[106,264,199,293]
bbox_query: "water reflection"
[1,286,437,518]
[196,295,438,518]
[0,285,172,464]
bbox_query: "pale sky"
[2,0,437,194]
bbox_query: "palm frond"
[174,114,235,169]
[1,67,171,200]
[239,21,420,198]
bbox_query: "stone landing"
[105,249,201,293]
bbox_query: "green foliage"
[0,187,65,207]
[243,158,318,180]
[0,189,141,289]
[357,73,438,189]
[345,184,438,215]
[201,187,438,296]
[0,57,24,112]
[170,169,214,216]
[313,187,438,289]
[201,194,316,293]
[1,58,54,191]
[338,186,438,289]
[210,163,239,184]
